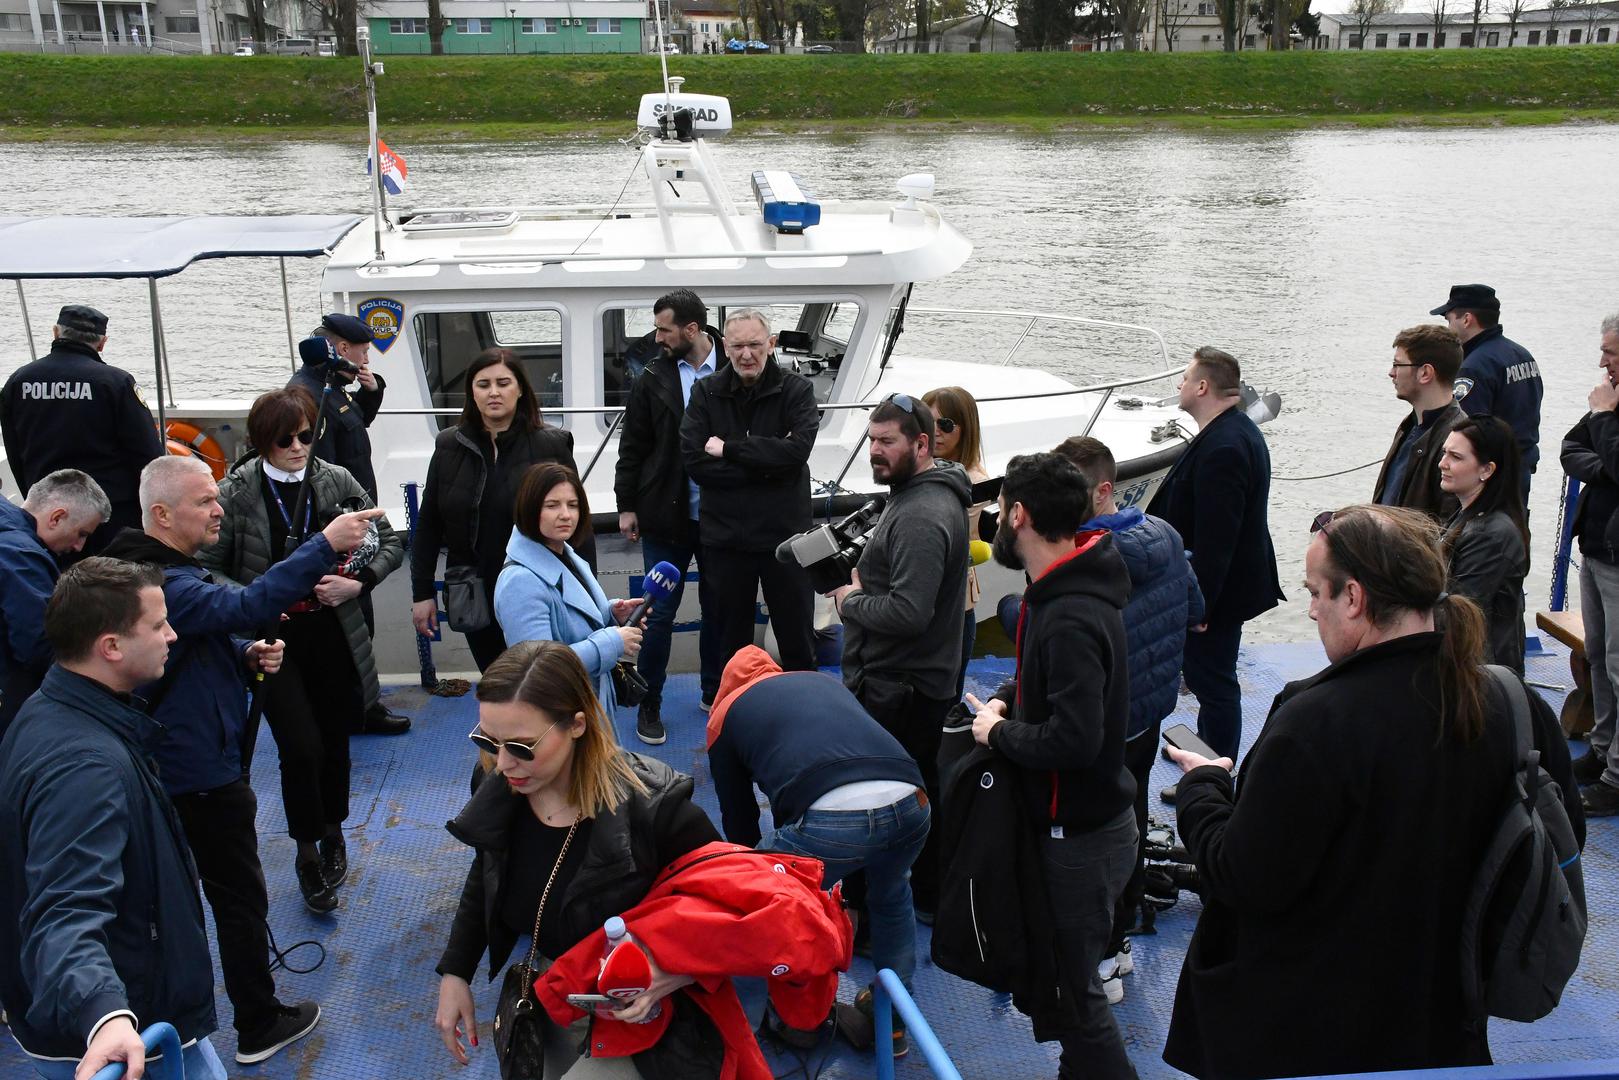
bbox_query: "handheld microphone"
[969,539,993,566]
[627,561,682,626]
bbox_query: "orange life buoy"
[162,421,227,481]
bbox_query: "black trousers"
[852,676,952,912]
[171,778,280,1035]
[465,622,509,673]
[265,608,356,844]
[702,545,816,674]
[1110,719,1161,950]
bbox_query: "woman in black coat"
[1438,415,1530,672]
[411,348,588,671]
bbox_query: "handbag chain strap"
[518,811,583,1006]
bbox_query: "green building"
[368,4,646,53]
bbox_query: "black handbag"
[491,815,581,1080]
[442,564,493,633]
[611,660,650,708]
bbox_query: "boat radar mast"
[634,78,746,250]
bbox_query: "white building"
[872,13,1017,52]
[0,0,323,52]
[1316,2,1618,49]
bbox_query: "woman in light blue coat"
[494,463,643,711]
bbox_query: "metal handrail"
[873,968,962,1080]
[89,1021,183,1080]
[906,305,1174,369]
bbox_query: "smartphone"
[565,993,617,1009]
[1162,723,1220,762]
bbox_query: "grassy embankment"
[3,47,1619,140]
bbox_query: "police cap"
[57,305,109,335]
[320,313,374,344]
[1429,284,1500,317]
[299,336,341,367]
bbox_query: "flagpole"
[359,25,388,262]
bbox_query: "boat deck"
[5,640,1617,1079]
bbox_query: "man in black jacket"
[1373,324,1466,520]
[680,309,820,680]
[0,304,164,549]
[615,289,726,742]
[964,452,1138,1080]
[1564,313,1619,815]
[288,315,385,503]
[1147,347,1284,789]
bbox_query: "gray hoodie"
[841,459,973,700]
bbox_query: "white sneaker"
[1102,976,1124,1005]
[1098,939,1134,982]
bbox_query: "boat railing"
[872,967,964,1080]
[904,305,1174,370]
[88,1021,183,1080]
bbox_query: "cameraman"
[828,393,970,915]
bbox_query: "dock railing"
[872,967,963,1080]
[88,1021,183,1080]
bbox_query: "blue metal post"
[873,967,963,1080]
[1551,475,1583,612]
[89,1021,183,1080]
[402,481,438,688]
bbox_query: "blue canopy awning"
[0,215,365,280]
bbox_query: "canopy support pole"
[280,257,298,372]
[359,27,388,263]
[15,281,36,359]
[148,279,169,430]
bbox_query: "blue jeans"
[1183,616,1244,762]
[638,531,720,703]
[30,1035,227,1080]
[766,791,931,989]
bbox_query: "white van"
[270,36,315,55]
[317,39,336,56]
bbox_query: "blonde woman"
[924,386,991,699]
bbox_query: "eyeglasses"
[1311,510,1335,536]
[467,719,561,762]
[936,416,957,434]
[275,429,315,450]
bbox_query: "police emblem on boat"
[358,297,404,354]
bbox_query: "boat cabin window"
[598,299,859,423]
[413,308,565,429]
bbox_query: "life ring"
[163,421,227,481]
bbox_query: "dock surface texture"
[4,640,1616,1079]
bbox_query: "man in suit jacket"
[1371,324,1466,521]
[1147,347,1284,790]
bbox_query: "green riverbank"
[5,49,1619,139]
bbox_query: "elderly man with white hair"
[0,468,110,735]
[101,454,381,1066]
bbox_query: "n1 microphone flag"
[367,139,408,195]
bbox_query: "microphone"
[627,561,682,626]
[969,539,993,566]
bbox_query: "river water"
[3,124,1617,643]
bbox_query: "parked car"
[233,44,255,55]
[269,36,315,55]
[660,41,681,53]
[805,44,836,52]
[317,39,336,56]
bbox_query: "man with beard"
[614,288,727,744]
[828,393,970,917]
[964,451,1138,1080]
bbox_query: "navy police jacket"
[1456,325,1542,476]
[0,499,57,737]
[0,666,216,1059]
[102,527,339,796]
[1083,508,1205,739]
[0,340,164,525]
[289,363,385,502]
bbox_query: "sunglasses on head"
[467,719,562,762]
[883,392,917,414]
[1311,510,1336,536]
[276,429,315,450]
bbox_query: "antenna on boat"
[651,0,672,96]
[358,26,389,262]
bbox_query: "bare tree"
[1502,0,1527,42]
[426,0,445,52]
[1155,0,1193,47]
[969,0,1011,44]
[1426,0,1445,44]
[1545,0,1573,40]
[1346,0,1391,47]
[1104,0,1150,47]
[1584,0,1603,40]
[1467,0,1483,44]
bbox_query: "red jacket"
[535,842,852,1080]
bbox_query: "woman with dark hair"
[494,464,643,715]
[1438,415,1530,672]
[433,641,719,1077]
[923,386,991,699]
[201,387,404,913]
[412,348,586,672]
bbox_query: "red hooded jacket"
[535,842,852,1080]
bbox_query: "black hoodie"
[990,529,1136,830]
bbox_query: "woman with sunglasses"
[922,386,991,699]
[202,387,404,913]
[1437,415,1530,672]
[494,463,644,718]
[434,640,719,1076]
[411,348,588,672]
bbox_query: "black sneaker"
[1160,783,1178,805]
[636,702,667,746]
[319,833,347,889]
[1582,781,1619,817]
[297,860,338,914]
[236,1001,320,1064]
[853,987,909,1058]
[1573,751,1607,786]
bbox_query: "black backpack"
[1459,667,1587,1024]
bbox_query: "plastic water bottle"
[599,916,661,1020]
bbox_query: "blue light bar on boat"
[751,170,820,235]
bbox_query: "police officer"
[289,313,385,504]
[0,304,164,549]
[1430,283,1543,504]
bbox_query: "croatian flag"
[367,139,408,195]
